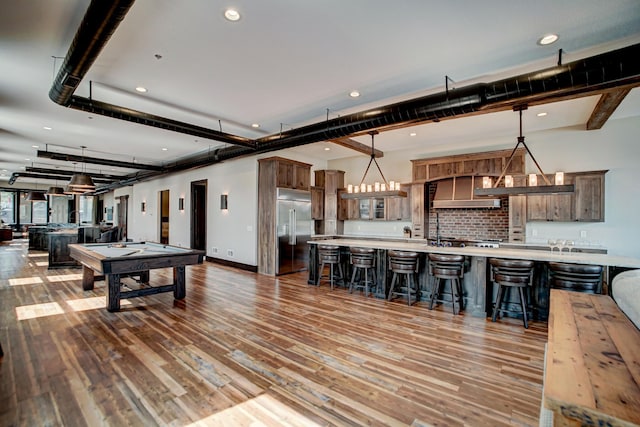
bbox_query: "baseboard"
[205,256,257,272]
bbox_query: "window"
[0,191,15,224]
[79,196,95,224]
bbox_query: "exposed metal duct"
[48,0,640,193]
[49,0,135,106]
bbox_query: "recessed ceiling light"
[251,123,260,128]
[409,132,417,137]
[43,126,52,130]
[324,147,331,151]
[349,90,361,98]
[25,158,30,161]
[32,145,39,148]
[162,147,168,151]
[224,8,241,21]
[538,34,559,46]
[537,112,548,117]
[135,86,148,93]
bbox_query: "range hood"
[433,177,501,209]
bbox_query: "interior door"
[159,189,169,244]
[190,180,207,250]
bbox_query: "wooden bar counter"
[308,238,640,318]
[544,289,640,426]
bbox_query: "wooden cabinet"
[525,171,606,222]
[310,186,324,220]
[271,157,311,190]
[508,195,526,242]
[527,193,574,222]
[410,183,426,238]
[385,184,412,220]
[412,148,526,182]
[313,170,344,235]
[257,157,311,275]
[575,173,605,222]
[357,198,386,220]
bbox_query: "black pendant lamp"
[67,146,96,192]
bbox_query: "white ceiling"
[1,0,640,186]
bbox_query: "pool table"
[68,242,205,311]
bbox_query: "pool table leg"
[82,266,95,291]
[174,266,186,299]
[107,273,121,312]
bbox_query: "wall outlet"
[580,230,587,238]
[212,247,218,254]
[532,229,538,237]
[227,249,234,257]
[246,225,253,232]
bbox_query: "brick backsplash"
[427,185,509,241]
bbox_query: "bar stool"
[317,245,344,290]
[489,258,534,329]
[428,253,465,315]
[387,250,419,305]
[548,262,603,294]
[349,247,376,296]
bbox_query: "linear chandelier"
[474,105,574,197]
[341,130,407,199]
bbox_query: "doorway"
[190,180,207,251]
[116,195,129,241]
[159,189,169,244]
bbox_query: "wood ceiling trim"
[329,137,384,157]
[586,88,632,130]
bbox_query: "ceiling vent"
[433,177,501,209]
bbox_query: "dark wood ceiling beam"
[586,88,632,130]
[329,137,384,157]
[25,166,126,181]
[11,172,114,184]
[37,150,164,171]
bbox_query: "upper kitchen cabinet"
[574,171,606,222]
[385,183,412,220]
[310,186,324,220]
[525,170,606,222]
[412,148,526,182]
[268,157,311,190]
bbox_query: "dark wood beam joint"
[586,88,632,130]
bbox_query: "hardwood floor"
[0,239,548,426]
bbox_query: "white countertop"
[310,238,640,268]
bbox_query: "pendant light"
[474,105,574,197]
[25,177,47,201]
[67,146,96,192]
[341,130,407,199]
[25,190,47,201]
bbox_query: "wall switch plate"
[212,247,218,253]
[580,230,587,238]
[227,249,234,257]
[532,229,538,237]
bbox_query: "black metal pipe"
[49,0,136,106]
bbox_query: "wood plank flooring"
[0,239,548,426]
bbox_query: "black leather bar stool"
[349,247,376,296]
[548,262,603,294]
[316,245,344,290]
[428,253,465,314]
[387,250,419,305]
[489,258,534,328]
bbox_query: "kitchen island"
[308,238,640,319]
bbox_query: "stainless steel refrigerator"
[276,188,312,275]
